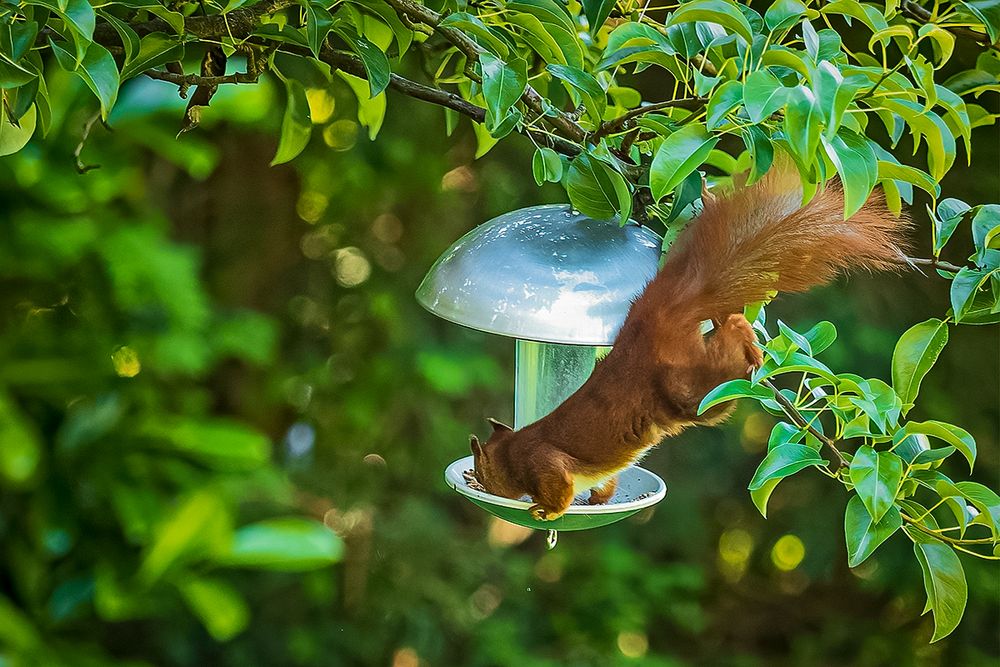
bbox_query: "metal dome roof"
[415,205,663,345]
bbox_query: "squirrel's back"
[645,169,910,324]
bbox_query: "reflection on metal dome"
[416,205,663,345]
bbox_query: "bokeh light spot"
[333,247,371,287]
[323,120,358,151]
[771,534,806,571]
[617,631,648,658]
[111,345,141,377]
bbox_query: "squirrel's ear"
[470,434,484,456]
[487,417,513,433]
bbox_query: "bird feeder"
[418,205,667,531]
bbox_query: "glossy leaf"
[910,533,968,642]
[649,123,718,202]
[891,318,948,412]
[748,443,825,491]
[565,154,631,222]
[850,446,903,523]
[845,495,901,567]
[901,421,976,471]
[271,79,312,166]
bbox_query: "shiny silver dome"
[416,205,663,345]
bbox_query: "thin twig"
[902,514,1000,558]
[74,111,104,174]
[900,0,1000,53]
[318,48,582,157]
[900,256,965,273]
[379,0,588,143]
[144,69,260,87]
[761,378,848,469]
[592,97,706,142]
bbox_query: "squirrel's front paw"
[529,504,565,521]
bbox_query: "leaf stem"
[761,378,848,469]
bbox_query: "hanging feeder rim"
[444,455,667,515]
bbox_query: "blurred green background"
[0,63,997,667]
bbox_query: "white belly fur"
[571,439,660,497]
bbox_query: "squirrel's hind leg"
[663,314,762,424]
[587,476,618,505]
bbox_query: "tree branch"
[900,0,1000,52]
[898,256,965,273]
[317,49,582,157]
[144,70,261,87]
[593,97,706,142]
[761,378,848,469]
[379,0,588,144]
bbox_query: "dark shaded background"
[0,54,997,666]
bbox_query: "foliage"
[0,0,998,661]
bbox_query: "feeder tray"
[444,456,667,531]
[418,205,668,530]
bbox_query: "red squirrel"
[470,168,909,520]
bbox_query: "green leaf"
[912,446,956,465]
[337,71,386,140]
[667,0,755,43]
[137,418,270,471]
[850,446,903,523]
[51,41,118,120]
[950,267,993,323]
[706,79,743,130]
[438,12,510,57]
[0,391,42,484]
[565,153,631,222]
[99,10,140,64]
[582,0,616,33]
[880,99,955,181]
[334,26,390,97]
[821,129,878,218]
[955,0,1000,43]
[120,33,185,82]
[741,124,773,183]
[0,104,36,157]
[750,478,782,517]
[302,1,334,58]
[481,53,528,131]
[933,198,971,254]
[918,24,955,67]
[666,169,702,223]
[845,496,902,567]
[764,0,808,32]
[271,79,312,166]
[909,534,967,642]
[546,64,605,123]
[902,421,976,471]
[649,123,718,202]
[532,146,563,185]
[784,85,822,168]
[748,443,825,491]
[217,518,343,571]
[140,489,233,584]
[821,0,889,33]
[743,69,787,122]
[956,481,1000,537]
[803,321,837,354]
[891,318,948,412]
[698,379,772,414]
[971,204,1000,253]
[178,578,250,641]
[877,161,940,199]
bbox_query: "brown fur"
[471,170,910,521]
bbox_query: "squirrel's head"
[470,418,521,499]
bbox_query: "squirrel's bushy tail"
[653,169,910,323]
